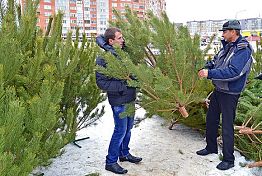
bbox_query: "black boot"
[119,154,142,163]
[216,161,234,170]
[196,148,217,156]
[105,163,128,174]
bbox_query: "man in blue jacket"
[197,20,253,170]
[95,27,142,174]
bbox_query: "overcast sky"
[165,0,262,24]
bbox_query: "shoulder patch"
[237,43,248,50]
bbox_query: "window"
[71,20,77,24]
[133,4,139,8]
[44,5,52,10]
[100,21,106,25]
[57,6,66,11]
[84,20,90,24]
[44,12,52,16]
[70,13,76,17]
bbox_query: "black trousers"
[205,90,240,163]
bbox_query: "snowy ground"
[31,100,262,176]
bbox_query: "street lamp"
[235,10,247,19]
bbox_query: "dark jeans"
[106,105,134,165]
[205,90,240,163]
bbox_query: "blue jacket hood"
[96,35,117,56]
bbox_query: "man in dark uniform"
[197,20,253,170]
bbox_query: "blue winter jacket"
[95,35,136,106]
[205,35,253,94]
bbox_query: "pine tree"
[98,8,262,164]
[252,40,262,77]
[97,8,213,123]
[235,41,262,164]
[0,0,103,175]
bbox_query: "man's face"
[222,29,235,42]
[109,32,124,48]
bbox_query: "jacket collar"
[221,35,243,47]
[221,35,244,50]
[96,35,117,56]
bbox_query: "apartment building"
[108,0,165,20]
[186,18,262,37]
[20,0,55,31]
[187,18,262,52]
[97,0,109,34]
[109,0,146,20]
[145,0,166,18]
[41,0,100,38]
[20,0,166,38]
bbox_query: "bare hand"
[205,99,210,108]
[198,69,208,78]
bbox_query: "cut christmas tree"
[97,8,262,166]
[96,8,213,123]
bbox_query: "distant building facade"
[187,18,262,37]
[188,18,262,52]
[109,0,166,21]
[19,0,166,38]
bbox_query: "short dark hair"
[235,30,240,36]
[104,27,121,43]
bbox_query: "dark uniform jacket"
[205,35,253,94]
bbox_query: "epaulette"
[237,42,248,50]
